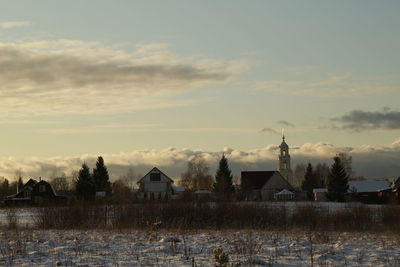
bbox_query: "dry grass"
[9,202,394,233]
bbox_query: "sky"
[0,1,399,181]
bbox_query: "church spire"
[278,135,293,186]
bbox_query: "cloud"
[38,126,260,135]
[260,121,295,136]
[0,40,249,115]
[331,108,400,130]
[256,73,400,97]
[276,120,295,127]
[0,119,59,125]
[37,123,161,134]
[1,140,400,181]
[260,128,279,134]
[0,21,31,29]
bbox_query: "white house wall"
[140,168,173,194]
[143,182,168,193]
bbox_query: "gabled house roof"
[4,178,67,205]
[313,188,328,193]
[393,177,400,189]
[275,189,294,195]
[5,178,38,199]
[137,167,174,184]
[348,181,390,193]
[21,178,38,190]
[173,186,186,193]
[241,171,279,190]
[194,189,212,194]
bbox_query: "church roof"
[279,136,289,149]
[241,171,278,190]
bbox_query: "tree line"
[179,154,236,201]
[0,153,354,203]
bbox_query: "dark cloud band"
[332,108,400,130]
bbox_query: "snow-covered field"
[0,229,399,266]
[1,204,399,266]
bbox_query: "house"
[4,178,37,205]
[378,177,400,204]
[347,180,391,204]
[241,171,294,201]
[313,188,328,201]
[4,179,68,206]
[171,186,186,200]
[274,189,295,201]
[193,189,214,201]
[137,167,174,200]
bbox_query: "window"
[150,173,161,182]
[39,185,46,192]
[24,190,31,198]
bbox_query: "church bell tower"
[279,135,294,185]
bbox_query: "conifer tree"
[0,178,9,197]
[76,163,95,200]
[93,156,111,195]
[326,156,349,202]
[213,154,234,200]
[301,163,319,199]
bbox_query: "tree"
[314,162,329,188]
[294,163,306,188]
[14,169,24,192]
[326,156,349,202]
[213,154,234,200]
[0,178,9,197]
[119,167,138,189]
[301,163,319,199]
[92,156,111,195]
[51,173,70,193]
[337,152,354,179]
[180,156,214,191]
[112,179,132,204]
[17,176,24,193]
[75,163,95,200]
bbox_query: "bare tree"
[180,156,214,191]
[119,167,137,189]
[50,173,70,193]
[294,163,306,188]
[314,163,330,187]
[14,169,24,193]
[112,178,132,204]
[70,170,79,190]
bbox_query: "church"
[278,136,294,185]
[241,136,295,201]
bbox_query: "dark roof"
[35,180,58,196]
[137,167,174,184]
[21,179,38,190]
[5,178,38,198]
[241,171,278,190]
